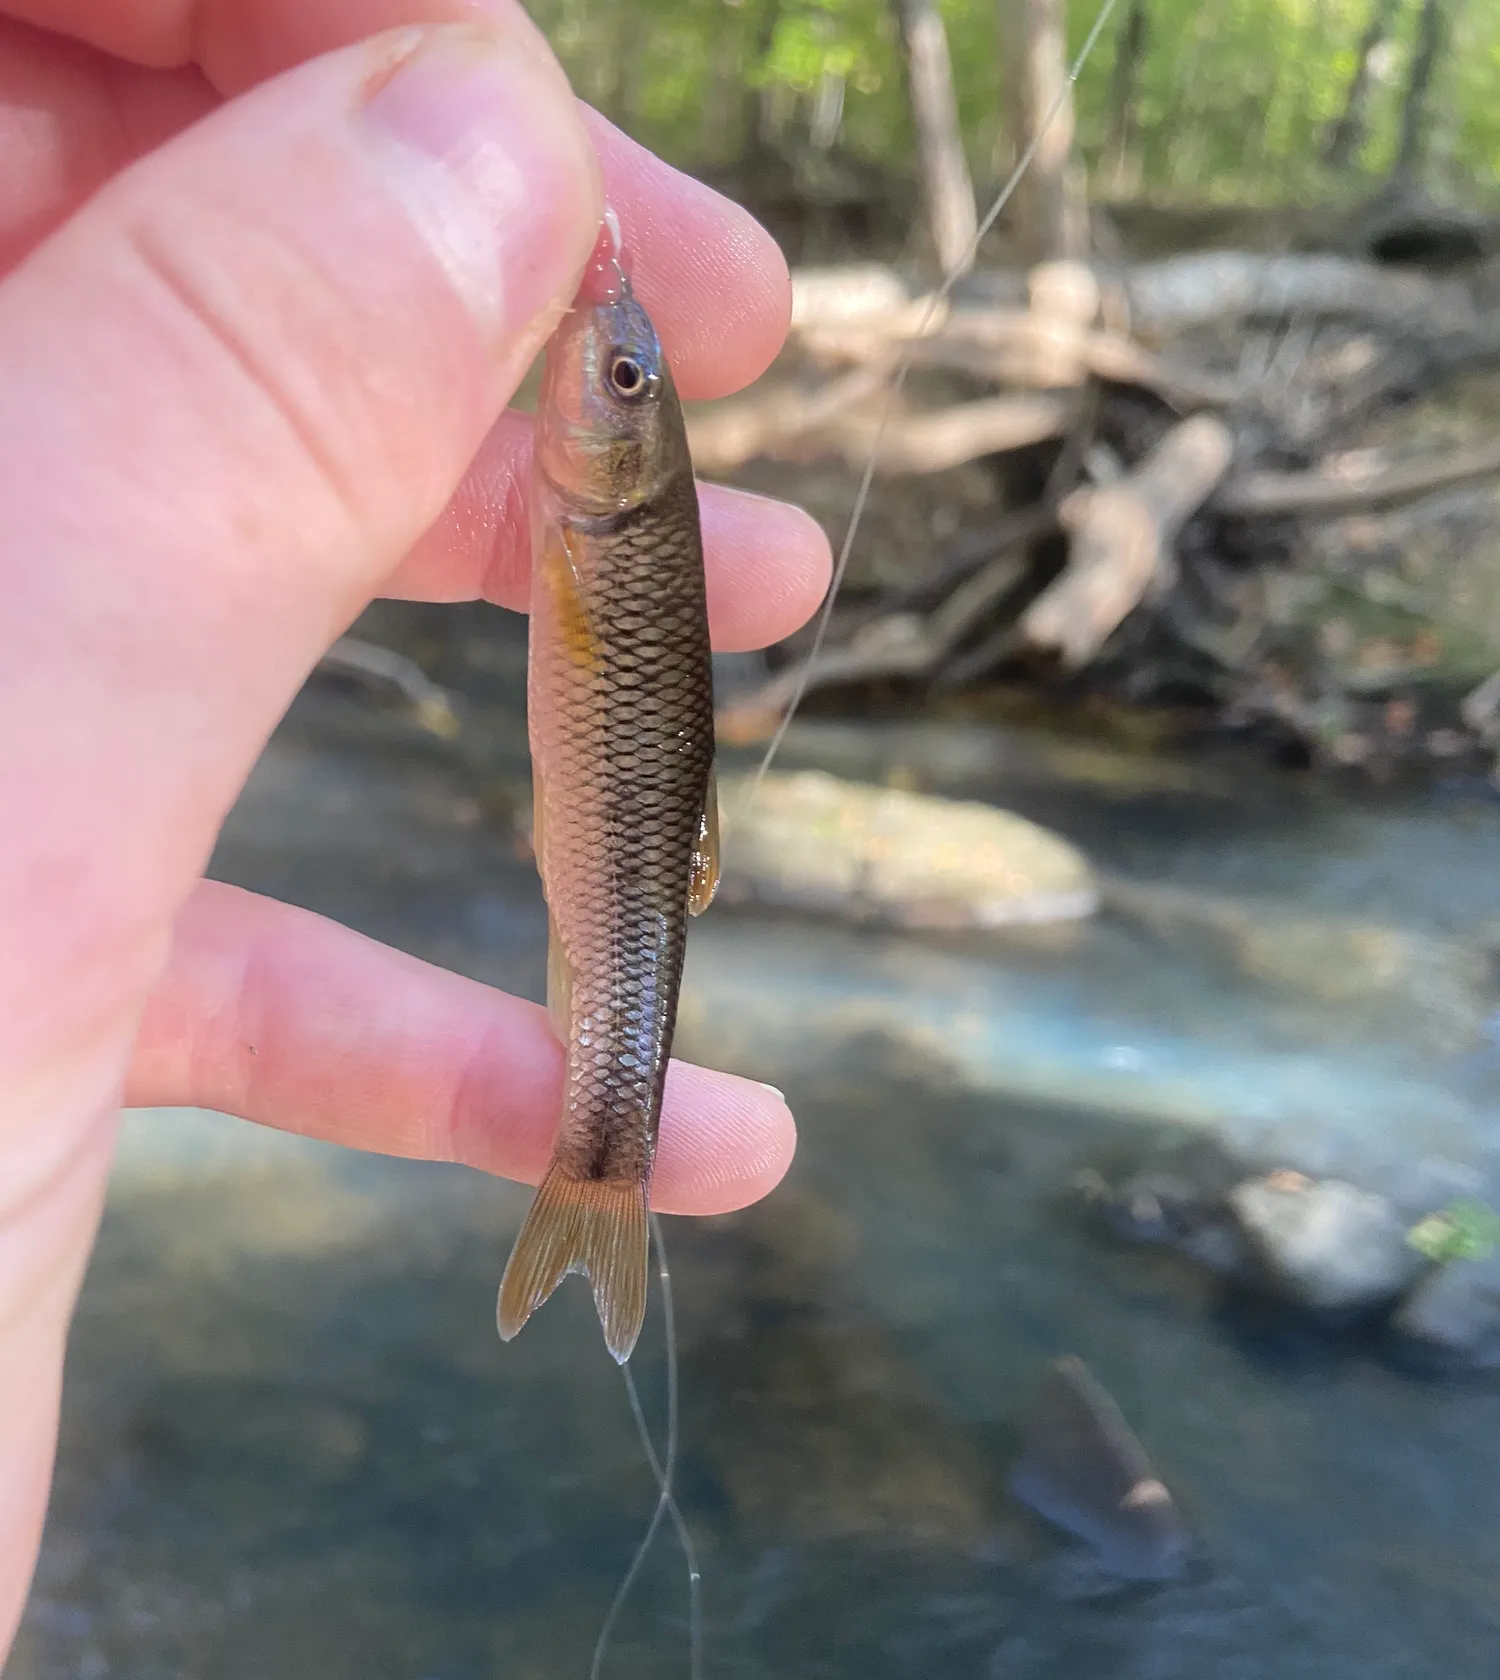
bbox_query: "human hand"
[0,0,829,1652]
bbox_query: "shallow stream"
[12,607,1500,1679]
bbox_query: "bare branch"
[314,637,459,738]
[686,367,890,474]
[821,392,1077,472]
[716,512,1050,736]
[1218,438,1500,518]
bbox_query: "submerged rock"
[716,770,1098,930]
[1107,879,1496,1057]
[673,1187,993,1551]
[1077,1167,1250,1277]
[1008,1356,1190,1582]
[1389,1251,1500,1373]
[1229,1174,1428,1312]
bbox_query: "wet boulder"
[673,1188,994,1551]
[1009,1356,1191,1582]
[1229,1173,1429,1312]
[1106,879,1498,1058]
[1388,1252,1500,1373]
[717,770,1098,931]
[1079,1168,1250,1277]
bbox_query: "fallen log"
[721,552,1034,720]
[686,366,889,474]
[797,308,1242,411]
[908,322,1241,409]
[790,253,1478,342]
[789,263,929,327]
[1018,414,1234,668]
[819,392,1076,473]
[688,365,1074,475]
[1121,251,1477,337]
[710,254,1500,738]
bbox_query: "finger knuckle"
[123,207,390,538]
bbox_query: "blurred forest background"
[530,0,1498,232]
[493,1,1500,781]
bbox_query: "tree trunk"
[896,0,979,277]
[1323,0,1401,169]
[1103,0,1148,194]
[1002,0,1091,265]
[579,3,627,126]
[810,69,848,152]
[750,0,787,154]
[1392,0,1449,180]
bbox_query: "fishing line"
[590,1212,703,1680]
[747,0,1127,796]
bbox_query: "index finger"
[126,882,796,1216]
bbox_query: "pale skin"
[0,0,830,1656]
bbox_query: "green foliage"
[1407,1201,1500,1265]
[526,0,1500,204]
[758,0,887,91]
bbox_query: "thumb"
[0,17,599,1065]
[0,21,598,1647]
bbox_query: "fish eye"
[608,354,648,400]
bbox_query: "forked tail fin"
[497,1163,650,1363]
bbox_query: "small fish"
[1009,1355,1190,1581]
[497,211,720,1364]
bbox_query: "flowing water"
[11,605,1500,1680]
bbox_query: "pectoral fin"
[688,766,721,916]
[531,756,547,886]
[546,912,572,1044]
[545,528,600,670]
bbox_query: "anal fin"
[688,765,721,916]
[497,1164,650,1363]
